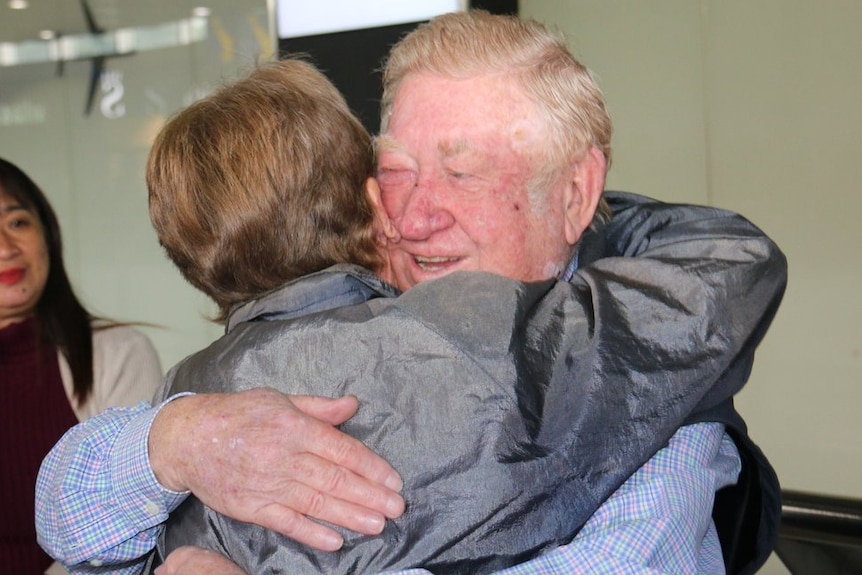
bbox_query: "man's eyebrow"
[439,139,469,158]
[374,135,403,154]
[373,136,470,158]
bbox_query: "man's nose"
[395,179,455,240]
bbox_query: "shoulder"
[90,322,162,381]
[91,321,155,350]
[393,271,555,349]
[93,320,161,371]
[86,322,163,414]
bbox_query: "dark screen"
[277,1,518,133]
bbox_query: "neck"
[0,313,33,330]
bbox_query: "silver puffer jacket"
[157,192,787,575]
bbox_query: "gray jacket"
[158,192,787,575]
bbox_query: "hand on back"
[149,388,405,550]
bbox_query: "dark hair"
[0,158,96,405]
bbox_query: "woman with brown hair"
[0,157,162,573]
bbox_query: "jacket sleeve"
[567,190,787,429]
[560,191,786,574]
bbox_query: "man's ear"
[364,178,400,244]
[563,146,607,246]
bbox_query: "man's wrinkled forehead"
[374,135,472,160]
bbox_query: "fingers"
[263,451,404,519]
[275,404,406,525]
[155,546,247,575]
[293,395,405,494]
[253,475,405,551]
[255,504,345,551]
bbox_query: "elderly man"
[37,11,783,575]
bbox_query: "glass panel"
[0,0,272,367]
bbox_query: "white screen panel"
[277,0,462,38]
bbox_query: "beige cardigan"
[59,323,164,420]
[46,323,164,575]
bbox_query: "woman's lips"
[0,268,25,285]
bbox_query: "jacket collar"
[225,264,399,334]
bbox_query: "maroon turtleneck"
[0,316,79,573]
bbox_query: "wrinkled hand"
[154,546,246,575]
[149,388,404,551]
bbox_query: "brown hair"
[381,10,612,222]
[147,59,383,322]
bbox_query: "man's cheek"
[387,244,411,268]
[380,189,405,219]
[387,247,418,290]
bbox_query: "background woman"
[0,157,163,574]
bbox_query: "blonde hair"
[147,59,383,322]
[381,10,612,221]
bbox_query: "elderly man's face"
[377,72,585,291]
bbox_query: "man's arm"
[576,191,785,572]
[156,423,737,575]
[581,191,786,413]
[516,423,739,575]
[36,390,405,572]
[36,401,183,574]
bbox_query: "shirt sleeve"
[383,423,740,575]
[36,397,192,574]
